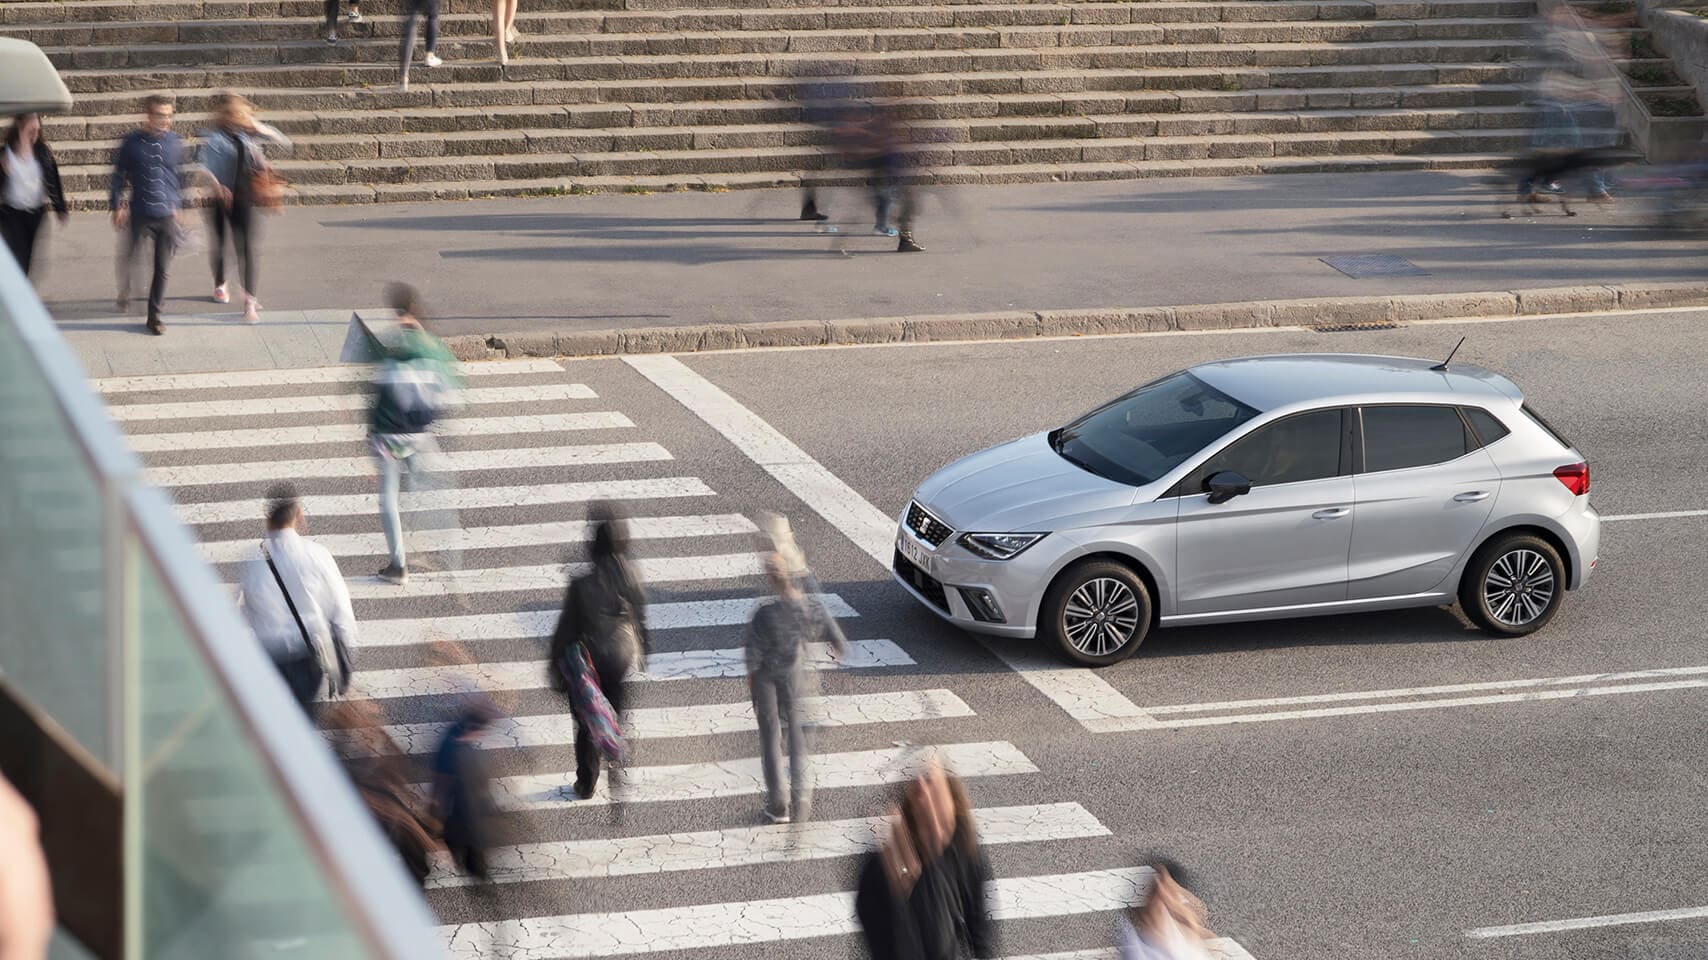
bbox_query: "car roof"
[1188,354,1521,412]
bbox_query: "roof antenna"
[1430,336,1465,372]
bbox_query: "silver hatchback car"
[893,354,1600,666]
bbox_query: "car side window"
[1361,405,1471,472]
[1188,409,1344,491]
[1461,407,1511,447]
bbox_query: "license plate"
[898,533,932,573]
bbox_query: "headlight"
[956,532,1046,561]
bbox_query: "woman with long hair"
[1116,857,1215,960]
[0,113,69,279]
[195,92,291,323]
[549,502,653,800]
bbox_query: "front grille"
[894,551,950,612]
[905,501,953,547]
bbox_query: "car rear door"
[1172,408,1355,616]
[1347,404,1502,600]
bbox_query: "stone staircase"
[0,0,1612,205]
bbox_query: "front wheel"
[1040,559,1153,667]
[1458,533,1565,636]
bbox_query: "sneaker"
[326,29,338,44]
[506,25,519,43]
[242,297,260,324]
[376,563,408,585]
[573,779,595,800]
[423,52,442,67]
[763,807,791,825]
[897,235,925,253]
[398,77,410,92]
[800,201,828,222]
[146,319,164,336]
[874,225,898,237]
[213,283,229,304]
[346,7,363,21]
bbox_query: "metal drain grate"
[1313,320,1400,333]
[1320,254,1429,279]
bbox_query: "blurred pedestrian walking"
[431,699,500,882]
[855,755,996,960]
[323,700,441,886]
[549,503,652,800]
[796,75,855,223]
[1116,858,1215,960]
[0,113,69,280]
[324,0,363,44]
[1516,4,1619,208]
[745,515,847,824]
[110,94,187,335]
[368,283,460,585]
[237,485,357,710]
[493,0,521,68]
[398,0,445,92]
[196,93,290,323]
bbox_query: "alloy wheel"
[1482,548,1557,627]
[1063,577,1141,657]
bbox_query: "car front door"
[1172,408,1355,617]
[1348,405,1502,600]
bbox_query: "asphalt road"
[35,169,1708,337]
[99,307,1708,960]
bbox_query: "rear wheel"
[1040,559,1153,667]
[1458,532,1565,636]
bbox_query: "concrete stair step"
[60,150,1524,209]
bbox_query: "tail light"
[1554,462,1589,496]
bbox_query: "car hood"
[913,432,1138,531]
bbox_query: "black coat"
[0,142,68,215]
[855,827,997,960]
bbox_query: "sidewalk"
[36,168,1708,374]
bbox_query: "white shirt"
[3,147,45,211]
[238,528,358,665]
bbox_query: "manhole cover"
[1320,254,1429,279]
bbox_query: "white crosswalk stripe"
[356,594,857,648]
[339,638,916,701]
[477,740,1035,811]
[128,412,633,453]
[183,477,718,529]
[106,383,595,421]
[148,441,671,486]
[92,358,562,393]
[334,553,761,599]
[340,689,973,755]
[426,802,1107,887]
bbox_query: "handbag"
[263,544,348,696]
[559,643,627,762]
[232,129,287,211]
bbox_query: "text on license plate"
[898,534,932,571]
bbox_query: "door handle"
[1311,508,1350,519]
[1453,491,1491,503]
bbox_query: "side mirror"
[1205,470,1252,505]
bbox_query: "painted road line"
[1602,509,1708,522]
[624,354,1153,731]
[204,509,744,565]
[984,644,1163,733]
[106,383,595,422]
[440,866,1149,958]
[480,740,1035,810]
[340,638,914,701]
[182,476,716,529]
[347,689,974,755]
[1014,942,1255,960]
[146,441,670,486]
[337,552,761,599]
[356,593,857,648]
[127,412,633,453]
[1466,905,1708,938]
[426,802,1106,888]
[92,358,562,393]
[1089,667,1708,732]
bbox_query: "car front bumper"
[891,522,1058,639]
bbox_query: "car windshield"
[1050,372,1259,487]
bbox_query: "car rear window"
[1361,405,1471,472]
[1461,407,1511,447]
[1521,403,1576,450]
[1052,372,1259,487]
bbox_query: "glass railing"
[0,253,443,958]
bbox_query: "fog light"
[959,587,1005,623]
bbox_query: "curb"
[359,281,1708,362]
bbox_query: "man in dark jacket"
[109,94,187,335]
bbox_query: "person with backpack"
[745,515,847,824]
[548,503,653,800]
[195,92,291,324]
[368,283,460,586]
[431,699,500,882]
[236,485,357,709]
